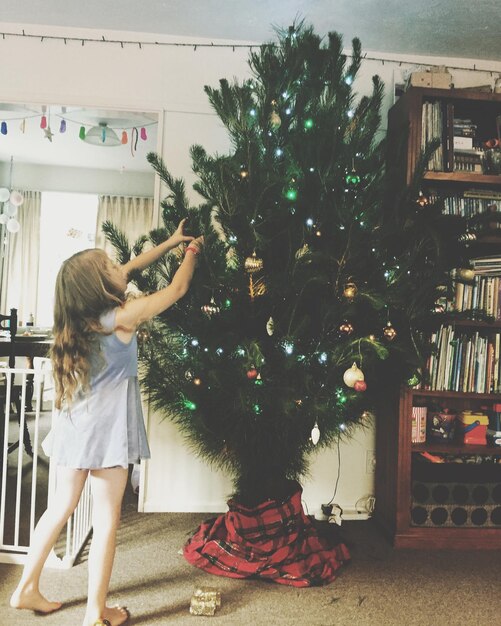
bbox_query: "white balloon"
[9,190,24,207]
[6,217,20,233]
[0,187,10,202]
[5,203,17,217]
[0,213,8,225]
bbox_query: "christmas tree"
[105,25,466,505]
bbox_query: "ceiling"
[1,0,500,173]
[1,0,501,62]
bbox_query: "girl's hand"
[169,219,194,248]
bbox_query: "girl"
[10,220,203,626]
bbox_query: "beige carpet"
[1,488,500,626]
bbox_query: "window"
[36,192,98,327]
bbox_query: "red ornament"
[246,368,258,380]
[354,380,367,392]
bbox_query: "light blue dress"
[42,308,151,469]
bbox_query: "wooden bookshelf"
[375,86,501,550]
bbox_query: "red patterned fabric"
[183,483,350,587]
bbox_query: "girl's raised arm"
[121,219,194,278]
[116,239,202,332]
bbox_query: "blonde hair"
[51,249,126,410]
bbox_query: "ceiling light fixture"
[82,122,121,147]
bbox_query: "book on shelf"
[471,256,501,274]
[441,190,501,220]
[449,274,501,318]
[424,325,501,393]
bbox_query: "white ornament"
[343,362,365,388]
[311,422,320,445]
[0,187,10,202]
[6,218,20,233]
[266,316,275,336]
[9,190,23,207]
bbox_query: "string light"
[0,30,495,77]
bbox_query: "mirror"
[0,102,158,328]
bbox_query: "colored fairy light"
[275,148,283,157]
[59,119,66,133]
[40,115,47,129]
[79,126,86,140]
[184,399,197,411]
[253,404,262,414]
[347,110,355,118]
[0,122,7,135]
[191,339,199,347]
[345,75,353,85]
[121,130,128,144]
[318,352,328,363]
[285,188,297,201]
[304,118,314,129]
[140,127,147,140]
[216,348,224,355]
[306,218,314,227]
[250,109,257,116]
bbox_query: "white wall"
[2,22,501,514]
[0,161,154,196]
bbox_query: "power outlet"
[366,450,376,474]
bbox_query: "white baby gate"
[0,364,93,569]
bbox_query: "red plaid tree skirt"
[183,482,350,587]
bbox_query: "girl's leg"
[10,465,89,613]
[84,466,128,626]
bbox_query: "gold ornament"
[240,169,249,179]
[249,275,266,300]
[416,190,429,207]
[339,321,354,335]
[383,321,397,341]
[295,243,310,260]
[343,281,358,300]
[270,110,282,129]
[190,587,221,616]
[457,268,475,282]
[201,297,220,317]
[244,251,264,274]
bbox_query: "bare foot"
[10,587,62,613]
[85,605,129,626]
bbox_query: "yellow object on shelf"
[458,411,489,445]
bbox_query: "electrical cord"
[326,435,341,506]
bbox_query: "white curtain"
[95,195,154,260]
[0,191,41,325]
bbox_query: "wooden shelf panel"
[393,526,501,550]
[410,389,501,400]
[446,319,501,328]
[424,171,501,185]
[412,441,501,455]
